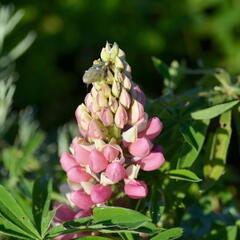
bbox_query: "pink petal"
[70,190,94,209]
[102,145,119,162]
[128,137,152,158]
[139,117,163,140]
[89,149,108,173]
[105,162,126,183]
[53,202,75,222]
[60,152,78,172]
[124,180,148,199]
[140,145,165,171]
[90,184,112,203]
[67,167,91,183]
[72,138,91,165]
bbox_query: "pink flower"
[102,145,119,162]
[105,162,126,183]
[124,179,148,199]
[67,167,91,183]
[60,152,78,172]
[70,190,94,209]
[89,149,108,173]
[90,184,112,203]
[139,117,163,140]
[140,146,165,171]
[128,137,152,158]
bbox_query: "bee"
[83,62,106,84]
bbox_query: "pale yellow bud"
[123,75,132,90]
[109,96,118,113]
[115,57,124,69]
[101,48,110,62]
[112,80,121,97]
[110,42,119,59]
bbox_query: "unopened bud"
[97,90,108,107]
[123,76,132,90]
[109,96,118,113]
[112,80,121,97]
[115,57,124,69]
[87,119,106,139]
[119,88,131,109]
[114,104,128,128]
[99,108,114,126]
[110,42,119,59]
[128,100,144,125]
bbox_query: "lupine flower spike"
[53,43,166,238]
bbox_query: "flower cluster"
[57,42,165,217]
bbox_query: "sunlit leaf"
[191,100,239,120]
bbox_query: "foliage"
[0,3,240,240]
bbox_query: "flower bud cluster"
[56,43,165,221]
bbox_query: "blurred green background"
[1,0,240,130]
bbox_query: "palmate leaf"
[0,185,41,239]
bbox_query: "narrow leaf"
[168,169,202,182]
[177,119,209,168]
[151,228,183,240]
[191,100,239,120]
[180,122,199,150]
[32,178,53,237]
[0,185,40,239]
[93,207,150,229]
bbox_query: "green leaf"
[32,178,53,237]
[93,207,150,229]
[47,208,159,238]
[177,119,209,168]
[119,232,134,240]
[47,216,93,238]
[191,100,239,120]
[168,169,202,182]
[180,122,199,150]
[0,216,35,239]
[151,228,183,240]
[202,111,232,190]
[0,185,40,239]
